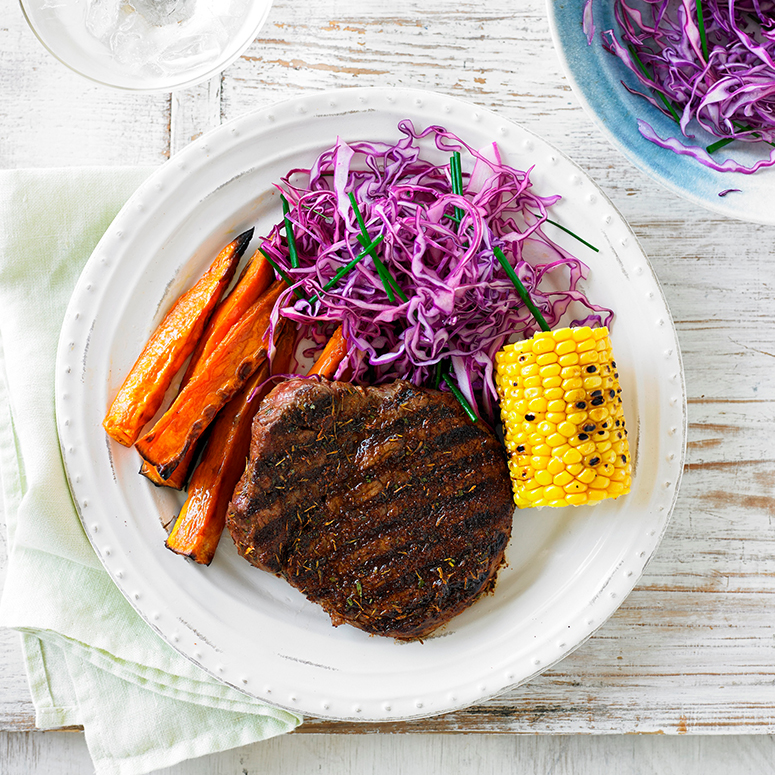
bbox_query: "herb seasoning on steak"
[226,378,514,640]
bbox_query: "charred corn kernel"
[495,326,632,509]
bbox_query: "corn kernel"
[567,462,584,476]
[532,336,555,354]
[558,421,577,438]
[536,352,559,366]
[528,397,548,413]
[562,447,583,465]
[566,492,589,505]
[559,352,580,366]
[577,468,596,484]
[531,455,550,469]
[548,399,566,413]
[546,433,567,448]
[543,376,562,389]
[589,475,610,490]
[537,421,556,436]
[524,378,541,390]
[567,411,587,425]
[535,470,553,486]
[572,327,591,341]
[579,350,599,365]
[547,458,565,475]
[545,387,564,400]
[553,471,573,486]
[521,363,539,377]
[543,485,565,501]
[539,363,562,378]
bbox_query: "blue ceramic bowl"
[547,0,775,224]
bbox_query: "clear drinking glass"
[19,0,274,91]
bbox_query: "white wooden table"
[2,0,775,767]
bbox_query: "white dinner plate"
[55,87,686,722]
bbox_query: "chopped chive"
[348,191,369,236]
[308,235,385,304]
[433,360,443,389]
[280,194,300,269]
[372,254,409,303]
[450,151,464,222]
[706,136,735,154]
[349,191,408,303]
[696,0,709,61]
[544,218,599,253]
[493,246,551,332]
[627,44,682,124]
[707,120,775,154]
[259,249,306,300]
[441,372,478,423]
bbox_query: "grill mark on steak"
[227,378,514,640]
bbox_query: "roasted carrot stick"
[135,280,286,479]
[306,325,348,379]
[139,251,275,490]
[165,323,297,564]
[103,229,252,447]
[181,248,275,386]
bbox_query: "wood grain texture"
[2,0,775,740]
[3,731,775,775]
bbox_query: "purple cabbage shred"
[594,0,775,173]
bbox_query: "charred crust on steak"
[226,379,514,641]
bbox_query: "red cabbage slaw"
[260,120,611,422]
[584,0,775,174]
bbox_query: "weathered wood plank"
[0,2,170,167]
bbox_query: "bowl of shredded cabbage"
[548,0,775,224]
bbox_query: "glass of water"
[19,0,274,91]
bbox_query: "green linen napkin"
[0,168,302,775]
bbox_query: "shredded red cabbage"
[586,0,775,174]
[261,120,610,422]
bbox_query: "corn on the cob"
[494,326,631,508]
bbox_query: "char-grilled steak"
[226,379,514,640]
